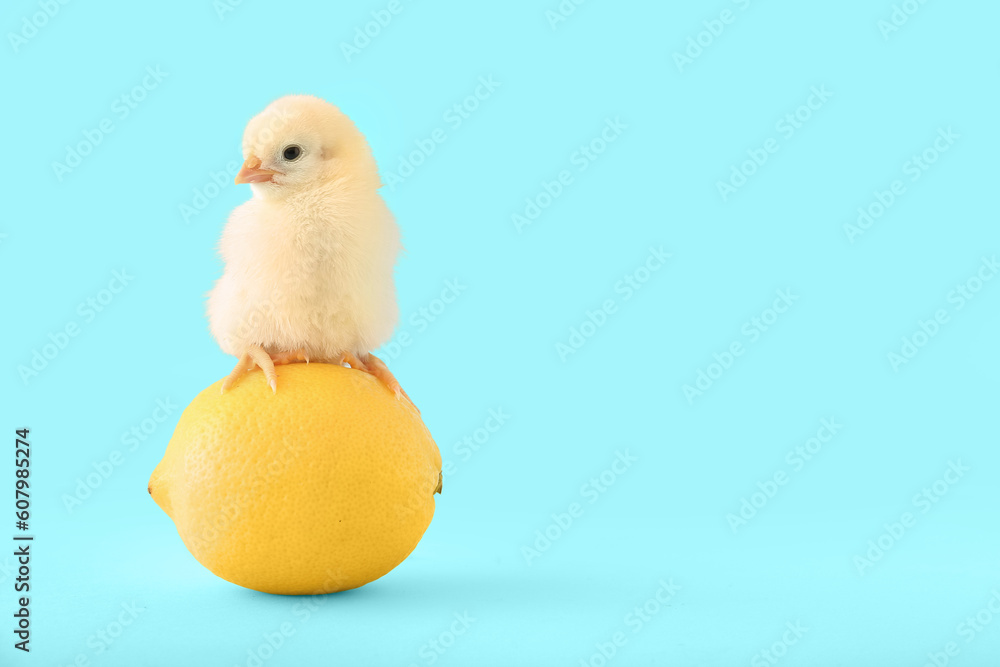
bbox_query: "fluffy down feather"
[207,95,401,363]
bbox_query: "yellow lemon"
[148,362,441,595]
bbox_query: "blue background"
[2,0,999,665]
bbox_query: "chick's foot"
[340,352,416,410]
[272,348,310,365]
[221,345,279,394]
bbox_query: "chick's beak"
[235,155,279,184]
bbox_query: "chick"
[207,95,409,402]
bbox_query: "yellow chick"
[207,95,409,402]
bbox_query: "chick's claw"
[361,353,417,411]
[338,351,415,408]
[364,354,408,400]
[222,346,412,407]
[339,351,370,373]
[247,346,278,393]
[221,345,278,394]
[221,352,253,394]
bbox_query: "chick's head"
[236,95,379,199]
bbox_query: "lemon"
[148,363,441,595]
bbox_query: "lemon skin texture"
[149,363,441,595]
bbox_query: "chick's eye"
[282,145,302,161]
